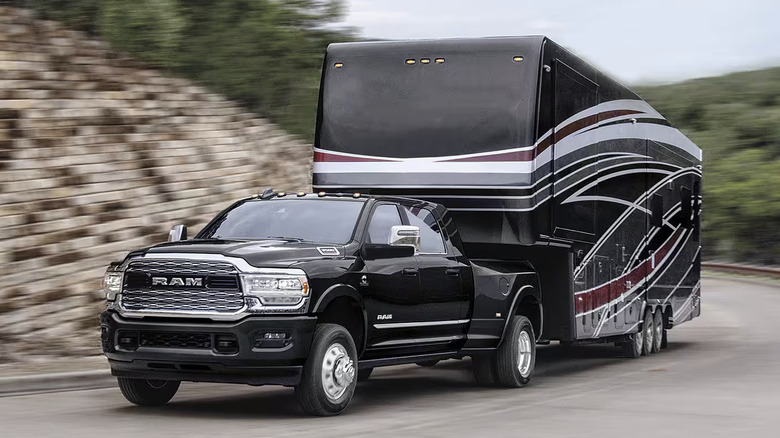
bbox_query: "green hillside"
[636,67,780,264]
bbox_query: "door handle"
[402,268,419,276]
[446,268,460,277]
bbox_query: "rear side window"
[402,206,446,254]
[367,204,402,244]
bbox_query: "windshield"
[199,199,365,244]
[317,41,539,159]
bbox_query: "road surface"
[1,277,778,437]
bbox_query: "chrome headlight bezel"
[102,263,124,302]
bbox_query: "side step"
[359,351,460,370]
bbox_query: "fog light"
[264,332,287,340]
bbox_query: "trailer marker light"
[420,58,431,64]
[405,59,416,65]
[513,56,524,62]
[334,62,344,68]
[434,58,445,64]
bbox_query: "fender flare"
[311,284,368,353]
[500,284,543,342]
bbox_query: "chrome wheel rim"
[321,342,355,402]
[654,316,663,349]
[517,330,533,377]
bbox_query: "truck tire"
[416,360,440,368]
[295,323,357,416]
[357,367,373,382]
[652,310,663,353]
[494,315,536,387]
[117,378,180,406]
[642,308,654,356]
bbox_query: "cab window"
[402,206,446,254]
[367,204,402,244]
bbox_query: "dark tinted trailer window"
[318,44,539,158]
[201,199,364,244]
[367,204,403,244]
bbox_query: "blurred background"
[0,0,778,365]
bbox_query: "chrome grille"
[120,258,244,314]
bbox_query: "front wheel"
[295,324,358,416]
[117,378,180,406]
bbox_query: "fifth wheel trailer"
[313,36,703,354]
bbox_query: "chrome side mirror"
[389,225,420,253]
[168,224,187,242]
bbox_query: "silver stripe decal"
[373,319,470,329]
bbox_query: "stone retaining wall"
[0,7,313,360]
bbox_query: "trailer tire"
[117,378,179,406]
[494,315,536,387]
[295,324,357,416]
[652,310,663,353]
[622,330,643,358]
[642,308,654,356]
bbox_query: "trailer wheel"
[494,315,536,387]
[642,308,654,356]
[295,323,357,416]
[357,367,373,382]
[622,328,643,358]
[652,310,664,353]
[472,355,497,386]
[117,378,179,406]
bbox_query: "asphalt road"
[1,276,778,438]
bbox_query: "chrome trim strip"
[131,252,306,275]
[373,319,470,329]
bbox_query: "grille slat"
[121,259,244,314]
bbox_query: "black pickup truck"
[101,191,541,415]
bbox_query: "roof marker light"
[420,58,431,64]
[513,56,524,62]
[277,192,286,197]
[353,193,361,198]
[434,58,445,64]
[297,192,306,197]
[318,191,326,197]
[334,62,344,68]
[405,59,416,65]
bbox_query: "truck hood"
[140,239,345,269]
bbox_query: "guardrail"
[702,262,780,279]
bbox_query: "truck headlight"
[240,272,309,306]
[102,269,124,301]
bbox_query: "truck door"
[401,205,467,340]
[362,203,426,348]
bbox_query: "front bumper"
[100,311,316,386]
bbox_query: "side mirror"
[361,243,415,260]
[389,225,420,253]
[168,224,187,242]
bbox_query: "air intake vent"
[208,276,239,290]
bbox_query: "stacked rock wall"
[0,7,313,360]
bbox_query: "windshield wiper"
[265,236,309,243]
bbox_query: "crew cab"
[100,191,541,415]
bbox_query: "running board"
[358,351,460,369]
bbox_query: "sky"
[342,0,780,85]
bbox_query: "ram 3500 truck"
[101,191,540,415]
[101,36,702,416]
